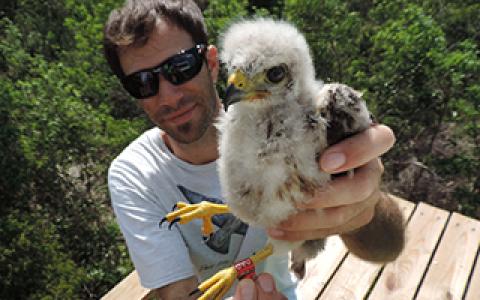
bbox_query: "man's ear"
[205,45,219,83]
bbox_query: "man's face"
[119,21,219,144]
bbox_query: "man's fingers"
[267,199,377,241]
[235,279,256,300]
[320,124,395,173]
[300,158,384,209]
[270,189,379,233]
[233,273,287,300]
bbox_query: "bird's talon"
[189,288,200,297]
[171,203,178,211]
[168,217,180,230]
[159,217,167,227]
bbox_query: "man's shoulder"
[108,127,165,179]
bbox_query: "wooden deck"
[102,196,480,300]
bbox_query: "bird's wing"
[314,83,373,146]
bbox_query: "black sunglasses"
[121,44,207,99]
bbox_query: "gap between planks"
[367,201,450,300]
[316,196,416,300]
[298,195,415,300]
[368,205,480,300]
[415,213,480,300]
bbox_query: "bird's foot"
[191,244,274,300]
[159,201,230,237]
[190,266,237,300]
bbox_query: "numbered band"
[234,258,256,280]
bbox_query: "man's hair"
[103,0,208,78]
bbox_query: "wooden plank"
[367,202,450,300]
[299,195,415,300]
[101,271,152,300]
[416,213,480,300]
[318,195,416,300]
[318,251,384,299]
[297,235,348,300]
[465,250,480,300]
[389,194,417,220]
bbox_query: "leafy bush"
[0,211,85,299]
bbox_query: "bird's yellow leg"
[196,267,237,300]
[193,243,274,300]
[250,243,274,264]
[159,201,230,236]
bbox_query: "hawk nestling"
[217,18,404,279]
[162,18,405,300]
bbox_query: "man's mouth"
[164,102,198,125]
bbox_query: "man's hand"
[231,273,287,300]
[267,124,395,241]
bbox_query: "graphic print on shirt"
[177,185,248,254]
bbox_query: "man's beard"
[160,86,217,144]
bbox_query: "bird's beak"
[223,70,271,112]
[223,70,247,112]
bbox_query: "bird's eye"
[266,65,287,83]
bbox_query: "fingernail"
[267,228,284,238]
[239,279,255,300]
[322,152,346,171]
[258,276,274,293]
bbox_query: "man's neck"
[162,125,219,165]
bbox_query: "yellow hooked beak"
[227,70,249,90]
[223,70,271,111]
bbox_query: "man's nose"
[153,75,184,108]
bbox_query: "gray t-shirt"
[108,127,297,297]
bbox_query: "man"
[104,1,395,299]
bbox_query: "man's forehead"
[119,21,195,73]
[150,20,195,45]
[123,21,194,54]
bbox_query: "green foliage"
[366,4,447,134]
[1,1,138,298]
[364,4,479,206]
[285,0,365,83]
[2,0,72,60]
[247,0,286,18]
[419,0,480,46]
[203,0,249,96]
[0,211,85,299]
[204,0,248,44]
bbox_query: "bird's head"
[220,18,317,112]
[223,63,291,111]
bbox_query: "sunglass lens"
[121,45,205,99]
[164,52,203,85]
[123,71,158,99]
